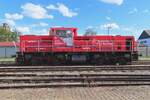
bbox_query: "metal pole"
[108,27,109,35]
[107,26,112,35]
[5,47,6,58]
[146,46,148,57]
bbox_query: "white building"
[138,30,150,47]
[0,42,19,57]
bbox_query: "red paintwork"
[19,27,137,53]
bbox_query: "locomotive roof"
[50,27,77,30]
[139,30,150,40]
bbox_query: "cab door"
[63,30,73,46]
[56,30,74,47]
[126,39,132,51]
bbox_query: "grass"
[0,57,15,62]
[139,57,150,61]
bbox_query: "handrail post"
[38,40,40,52]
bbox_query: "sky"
[0,0,150,39]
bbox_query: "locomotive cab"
[49,27,77,46]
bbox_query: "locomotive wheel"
[31,59,38,65]
[16,58,24,66]
[118,58,127,65]
[51,58,63,66]
[97,59,104,65]
[91,58,104,65]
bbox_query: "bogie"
[16,52,132,65]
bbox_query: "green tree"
[0,27,19,42]
[84,28,97,36]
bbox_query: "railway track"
[132,60,150,65]
[0,60,149,66]
[0,73,150,89]
[0,65,149,72]
[0,64,149,88]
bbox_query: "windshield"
[56,30,73,38]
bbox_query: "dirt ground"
[0,86,150,100]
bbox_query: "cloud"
[16,26,30,33]
[128,8,138,14]
[51,26,63,28]
[122,27,132,31]
[4,13,23,26]
[47,4,57,10]
[121,26,144,39]
[86,26,94,30]
[106,16,111,20]
[47,3,78,17]
[31,22,49,27]
[5,13,23,20]
[100,23,119,29]
[143,9,149,13]
[21,3,53,19]
[4,19,16,26]
[129,8,149,15]
[32,29,48,35]
[38,22,48,27]
[16,26,48,35]
[99,0,124,5]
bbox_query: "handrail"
[21,39,134,52]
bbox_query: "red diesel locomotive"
[16,27,138,65]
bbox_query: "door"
[63,30,73,46]
[126,39,132,51]
[56,30,74,46]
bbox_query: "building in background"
[138,30,150,57]
[0,42,19,57]
[138,30,150,47]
